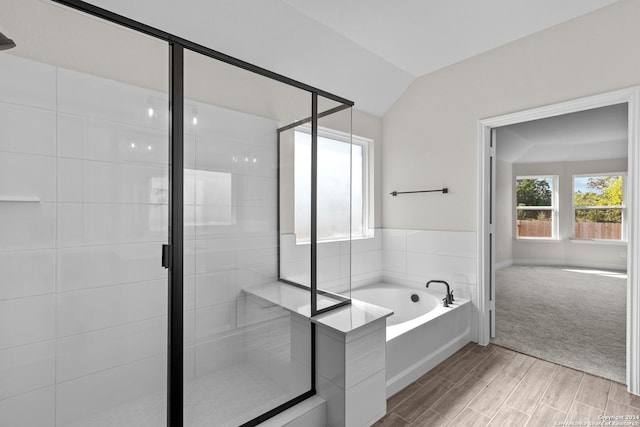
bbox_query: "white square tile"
[0,386,55,427]
[0,103,56,155]
[0,340,55,400]
[55,354,166,426]
[351,233,382,253]
[382,228,406,251]
[0,294,55,350]
[57,243,166,291]
[0,202,55,251]
[0,250,55,300]
[345,370,386,427]
[351,250,382,277]
[316,374,345,427]
[57,203,167,247]
[0,152,56,202]
[196,270,237,307]
[56,317,166,382]
[56,280,167,337]
[194,239,237,273]
[0,54,56,110]
[57,158,84,203]
[236,263,277,291]
[345,327,385,389]
[316,329,345,388]
[382,250,406,275]
[237,246,277,268]
[194,332,247,376]
[195,302,237,341]
[57,113,85,159]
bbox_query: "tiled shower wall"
[0,53,291,426]
[0,53,170,426]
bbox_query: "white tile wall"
[0,386,55,427]
[55,354,166,426]
[0,152,56,200]
[0,203,56,251]
[56,317,166,382]
[0,55,56,110]
[0,250,55,300]
[57,243,166,291]
[56,279,167,337]
[0,295,55,350]
[380,228,477,289]
[0,103,56,156]
[0,340,55,400]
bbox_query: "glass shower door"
[182,48,313,426]
[0,1,170,426]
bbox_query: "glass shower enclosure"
[0,0,354,426]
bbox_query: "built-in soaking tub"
[351,282,471,397]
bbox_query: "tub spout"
[426,280,454,307]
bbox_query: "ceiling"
[496,103,628,164]
[78,0,619,116]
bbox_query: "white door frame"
[477,87,640,394]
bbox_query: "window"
[294,127,370,243]
[573,174,626,241]
[515,176,558,239]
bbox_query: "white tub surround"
[351,283,472,397]
[312,300,393,427]
[243,283,392,427]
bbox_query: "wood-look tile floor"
[374,343,640,427]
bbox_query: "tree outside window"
[515,176,556,239]
[573,175,625,240]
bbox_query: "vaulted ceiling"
[496,103,628,164]
[82,0,619,116]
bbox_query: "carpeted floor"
[492,265,627,383]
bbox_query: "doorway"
[477,88,640,395]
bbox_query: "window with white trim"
[294,127,370,243]
[573,174,626,241]
[515,176,558,239]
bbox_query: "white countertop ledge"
[244,282,394,334]
[311,299,394,335]
[244,282,353,318]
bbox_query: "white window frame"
[294,126,371,244]
[572,172,627,241]
[515,175,559,240]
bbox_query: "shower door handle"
[162,244,171,269]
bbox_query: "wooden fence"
[517,220,622,240]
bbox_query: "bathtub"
[351,282,471,397]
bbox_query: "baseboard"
[494,259,514,270]
[512,259,627,271]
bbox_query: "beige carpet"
[492,265,626,383]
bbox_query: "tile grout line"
[480,356,534,426]
[562,371,585,422]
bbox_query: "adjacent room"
[493,104,628,383]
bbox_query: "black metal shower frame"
[49,1,354,426]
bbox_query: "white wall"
[500,158,628,269]
[382,0,640,231]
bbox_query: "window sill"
[515,238,560,243]
[568,238,628,246]
[296,233,375,246]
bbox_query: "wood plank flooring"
[374,344,640,427]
